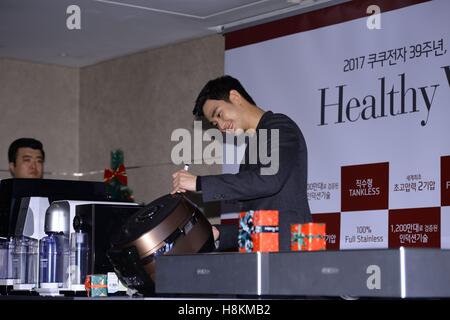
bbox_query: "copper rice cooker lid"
[108,193,214,295]
[113,193,183,249]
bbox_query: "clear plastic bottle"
[69,231,90,290]
[39,233,67,288]
[0,238,16,285]
[26,238,39,287]
[12,236,38,289]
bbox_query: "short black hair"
[193,75,256,117]
[8,138,45,164]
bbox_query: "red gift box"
[290,223,326,251]
[239,210,279,253]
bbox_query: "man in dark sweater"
[172,75,311,251]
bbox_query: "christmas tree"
[104,149,134,202]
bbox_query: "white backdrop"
[223,0,450,249]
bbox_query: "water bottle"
[69,231,90,289]
[12,236,28,285]
[9,236,38,290]
[25,238,38,287]
[39,233,67,288]
[0,238,15,283]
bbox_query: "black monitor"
[0,178,109,238]
[75,203,144,275]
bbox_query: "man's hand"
[171,170,197,194]
[212,225,219,241]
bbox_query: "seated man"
[8,138,45,179]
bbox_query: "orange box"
[290,223,326,251]
[239,210,279,253]
[251,210,279,226]
[249,232,279,252]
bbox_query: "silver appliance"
[35,200,138,295]
[155,248,450,298]
[0,178,110,295]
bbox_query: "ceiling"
[0,0,347,67]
